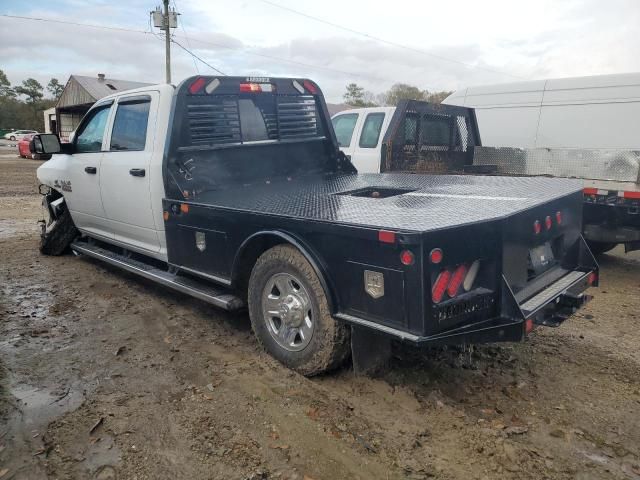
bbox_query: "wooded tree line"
[343,82,452,107]
[0,69,64,132]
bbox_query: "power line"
[255,0,525,80]
[171,0,199,74]
[171,38,227,75]
[0,13,396,84]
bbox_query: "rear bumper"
[336,236,598,346]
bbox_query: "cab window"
[110,96,151,151]
[359,113,385,148]
[75,105,111,153]
[331,113,358,147]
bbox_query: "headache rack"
[380,100,481,174]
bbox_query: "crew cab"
[32,76,598,375]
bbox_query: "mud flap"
[351,326,392,375]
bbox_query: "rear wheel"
[587,241,617,256]
[40,201,78,256]
[248,244,350,376]
[9,135,16,141]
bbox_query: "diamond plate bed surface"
[193,173,582,232]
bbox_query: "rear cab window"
[359,112,385,148]
[110,96,152,151]
[331,113,358,147]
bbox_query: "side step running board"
[70,241,245,311]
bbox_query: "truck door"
[100,92,161,253]
[331,112,359,162]
[63,102,113,239]
[351,112,386,173]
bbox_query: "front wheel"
[40,201,78,255]
[9,135,16,141]
[248,244,350,376]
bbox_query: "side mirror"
[30,134,62,155]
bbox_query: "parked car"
[4,129,38,141]
[32,76,597,375]
[17,134,35,158]
[18,134,51,160]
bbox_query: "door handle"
[84,166,97,174]
[129,168,146,177]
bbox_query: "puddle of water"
[11,383,85,431]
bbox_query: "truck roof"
[191,173,582,232]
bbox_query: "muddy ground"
[0,152,639,480]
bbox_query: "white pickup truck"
[31,76,598,375]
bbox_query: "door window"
[331,113,358,147]
[110,97,151,151]
[359,113,385,148]
[75,106,111,153]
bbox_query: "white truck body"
[330,106,395,173]
[442,72,640,151]
[37,84,174,261]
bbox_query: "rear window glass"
[359,113,385,148]
[110,98,151,151]
[331,113,358,147]
[420,115,450,146]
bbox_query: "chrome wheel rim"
[262,272,315,352]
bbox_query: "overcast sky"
[1,0,639,102]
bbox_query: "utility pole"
[163,0,171,84]
[151,2,179,84]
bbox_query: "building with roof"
[55,74,152,140]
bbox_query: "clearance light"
[525,318,534,334]
[180,204,189,214]
[447,264,468,297]
[556,211,563,225]
[189,77,206,94]
[545,216,552,230]
[292,80,305,94]
[463,260,480,292]
[430,248,443,264]
[163,211,169,221]
[432,270,451,304]
[378,230,396,244]
[533,220,542,235]
[205,78,220,94]
[240,83,274,93]
[303,80,318,94]
[400,250,415,266]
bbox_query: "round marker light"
[533,220,542,235]
[556,211,562,225]
[400,250,415,266]
[430,248,443,264]
[545,216,552,230]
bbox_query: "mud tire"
[40,205,78,256]
[248,244,351,376]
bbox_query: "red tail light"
[545,216,552,230]
[400,250,415,266]
[533,220,541,235]
[525,318,534,334]
[432,270,451,304]
[588,271,598,286]
[430,248,443,264]
[447,264,468,297]
[556,211,562,225]
[303,80,318,94]
[189,77,206,94]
